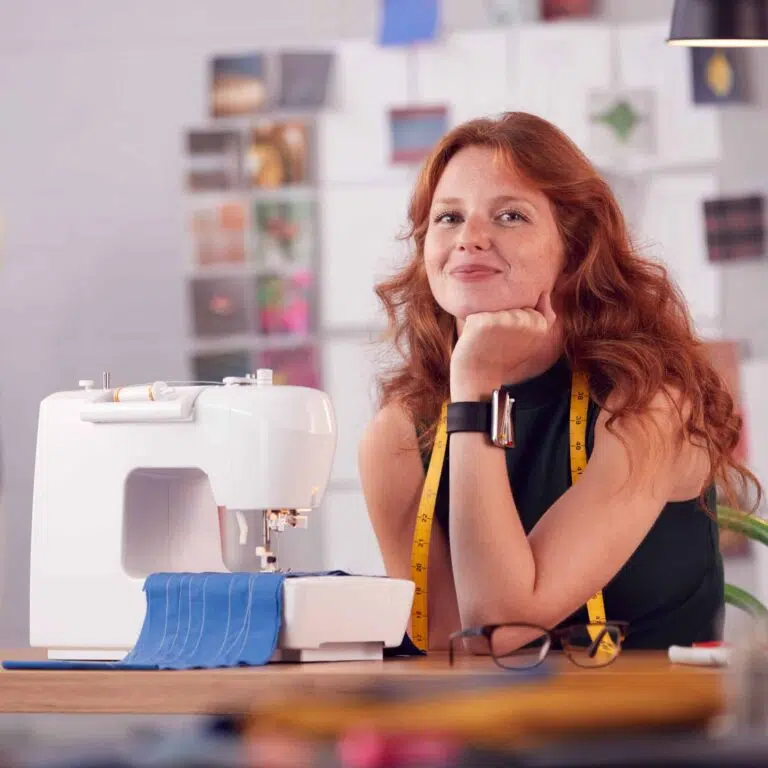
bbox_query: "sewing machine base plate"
[272,642,384,663]
[48,649,128,661]
[45,642,386,664]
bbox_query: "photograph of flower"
[255,270,312,335]
[251,199,315,268]
[190,276,251,337]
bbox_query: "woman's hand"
[450,291,561,401]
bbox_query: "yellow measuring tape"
[409,401,449,651]
[409,370,613,654]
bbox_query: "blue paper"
[379,0,439,46]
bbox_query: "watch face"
[491,390,515,448]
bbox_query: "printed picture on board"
[186,130,243,191]
[190,276,252,337]
[189,200,246,266]
[247,121,312,188]
[210,53,269,117]
[251,199,315,268]
[255,271,313,335]
[258,345,321,389]
[192,350,252,383]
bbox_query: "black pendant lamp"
[668,0,768,46]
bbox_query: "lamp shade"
[668,0,768,46]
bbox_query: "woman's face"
[423,145,565,323]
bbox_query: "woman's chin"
[452,299,528,319]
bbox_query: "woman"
[358,111,760,652]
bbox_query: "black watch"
[446,389,515,448]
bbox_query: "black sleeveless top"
[426,356,725,650]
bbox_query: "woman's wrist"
[450,369,518,402]
[450,379,494,403]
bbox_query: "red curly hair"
[375,112,760,513]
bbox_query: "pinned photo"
[588,90,655,157]
[186,130,243,191]
[541,0,594,20]
[485,0,541,24]
[257,345,321,389]
[247,120,312,187]
[192,351,252,384]
[691,48,749,105]
[390,106,448,165]
[379,0,439,46]
[190,276,251,337]
[255,270,313,335]
[278,52,334,109]
[703,194,765,263]
[190,201,246,266]
[210,53,269,117]
[252,199,315,268]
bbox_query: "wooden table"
[0,648,724,728]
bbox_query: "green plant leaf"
[725,583,768,617]
[717,505,768,547]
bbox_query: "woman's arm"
[448,386,711,631]
[358,402,461,649]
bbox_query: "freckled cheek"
[423,245,449,277]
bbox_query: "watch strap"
[447,390,516,448]
[446,401,491,435]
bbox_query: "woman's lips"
[450,266,501,282]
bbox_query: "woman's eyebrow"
[432,195,536,209]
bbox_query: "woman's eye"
[435,211,461,224]
[499,210,526,223]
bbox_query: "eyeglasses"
[448,621,629,670]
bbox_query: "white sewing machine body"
[29,372,414,662]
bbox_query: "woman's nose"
[457,217,491,251]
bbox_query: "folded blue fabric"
[125,571,287,669]
[2,570,422,671]
[5,572,286,671]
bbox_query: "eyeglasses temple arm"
[449,627,488,664]
[587,627,610,658]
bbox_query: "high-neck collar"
[504,355,572,411]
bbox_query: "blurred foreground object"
[243,655,723,752]
[727,616,768,732]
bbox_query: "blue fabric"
[2,570,422,670]
[123,572,286,669]
[4,572,285,671]
[379,0,439,46]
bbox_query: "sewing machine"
[29,370,414,662]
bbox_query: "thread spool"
[113,381,176,402]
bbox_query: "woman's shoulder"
[360,400,419,456]
[597,383,711,501]
[358,400,424,484]
[358,400,426,524]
